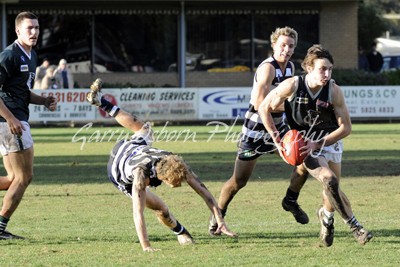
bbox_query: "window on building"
[5,8,318,74]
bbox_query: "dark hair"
[15,11,38,27]
[301,44,334,71]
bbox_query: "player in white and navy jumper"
[239,56,294,158]
[209,27,310,235]
[87,83,236,251]
[107,131,171,196]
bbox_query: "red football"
[280,129,307,166]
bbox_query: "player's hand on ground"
[45,96,57,111]
[143,246,161,252]
[215,222,237,237]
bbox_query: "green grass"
[1,123,400,266]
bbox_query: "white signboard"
[342,86,400,118]
[29,90,96,121]
[94,88,198,122]
[28,86,400,123]
[198,87,251,120]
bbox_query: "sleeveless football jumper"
[284,75,339,140]
[238,56,294,158]
[107,135,171,196]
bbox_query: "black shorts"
[237,123,289,161]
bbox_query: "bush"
[383,69,400,85]
[333,69,389,85]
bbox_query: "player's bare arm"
[0,97,25,135]
[259,77,297,144]
[30,91,57,111]
[329,84,352,140]
[252,63,276,111]
[186,173,237,237]
[131,169,157,252]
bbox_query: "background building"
[0,0,358,87]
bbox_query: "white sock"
[323,208,334,225]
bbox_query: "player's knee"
[155,207,170,219]
[234,177,248,189]
[14,173,33,188]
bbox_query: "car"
[376,37,400,71]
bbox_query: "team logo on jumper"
[20,56,25,62]
[316,99,329,108]
[304,110,322,126]
[20,65,29,72]
[295,97,308,104]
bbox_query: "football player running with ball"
[209,26,310,235]
[259,44,372,246]
[86,79,236,252]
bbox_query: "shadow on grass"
[2,229,398,247]
[3,149,397,185]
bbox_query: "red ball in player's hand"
[280,129,307,166]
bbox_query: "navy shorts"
[237,123,289,161]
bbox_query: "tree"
[361,0,400,37]
[363,0,400,13]
[358,1,389,50]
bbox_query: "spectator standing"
[358,47,369,71]
[40,65,57,89]
[367,43,383,73]
[54,59,74,88]
[33,58,49,89]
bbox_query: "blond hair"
[156,154,190,187]
[270,26,298,47]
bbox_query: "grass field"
[1,122,399,266]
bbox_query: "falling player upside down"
[86,79,237,252]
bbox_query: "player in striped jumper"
[209,27,309,235]
[87,79,236,252]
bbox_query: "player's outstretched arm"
[131,169,161,252]
[186,172,237,237]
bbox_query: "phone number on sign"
[361,107,395,113]
[41,91,87,103]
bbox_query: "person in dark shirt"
[358,46,369,71]
[367,43,383,73]
[0,11,57,240]
[259,44,372,247]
